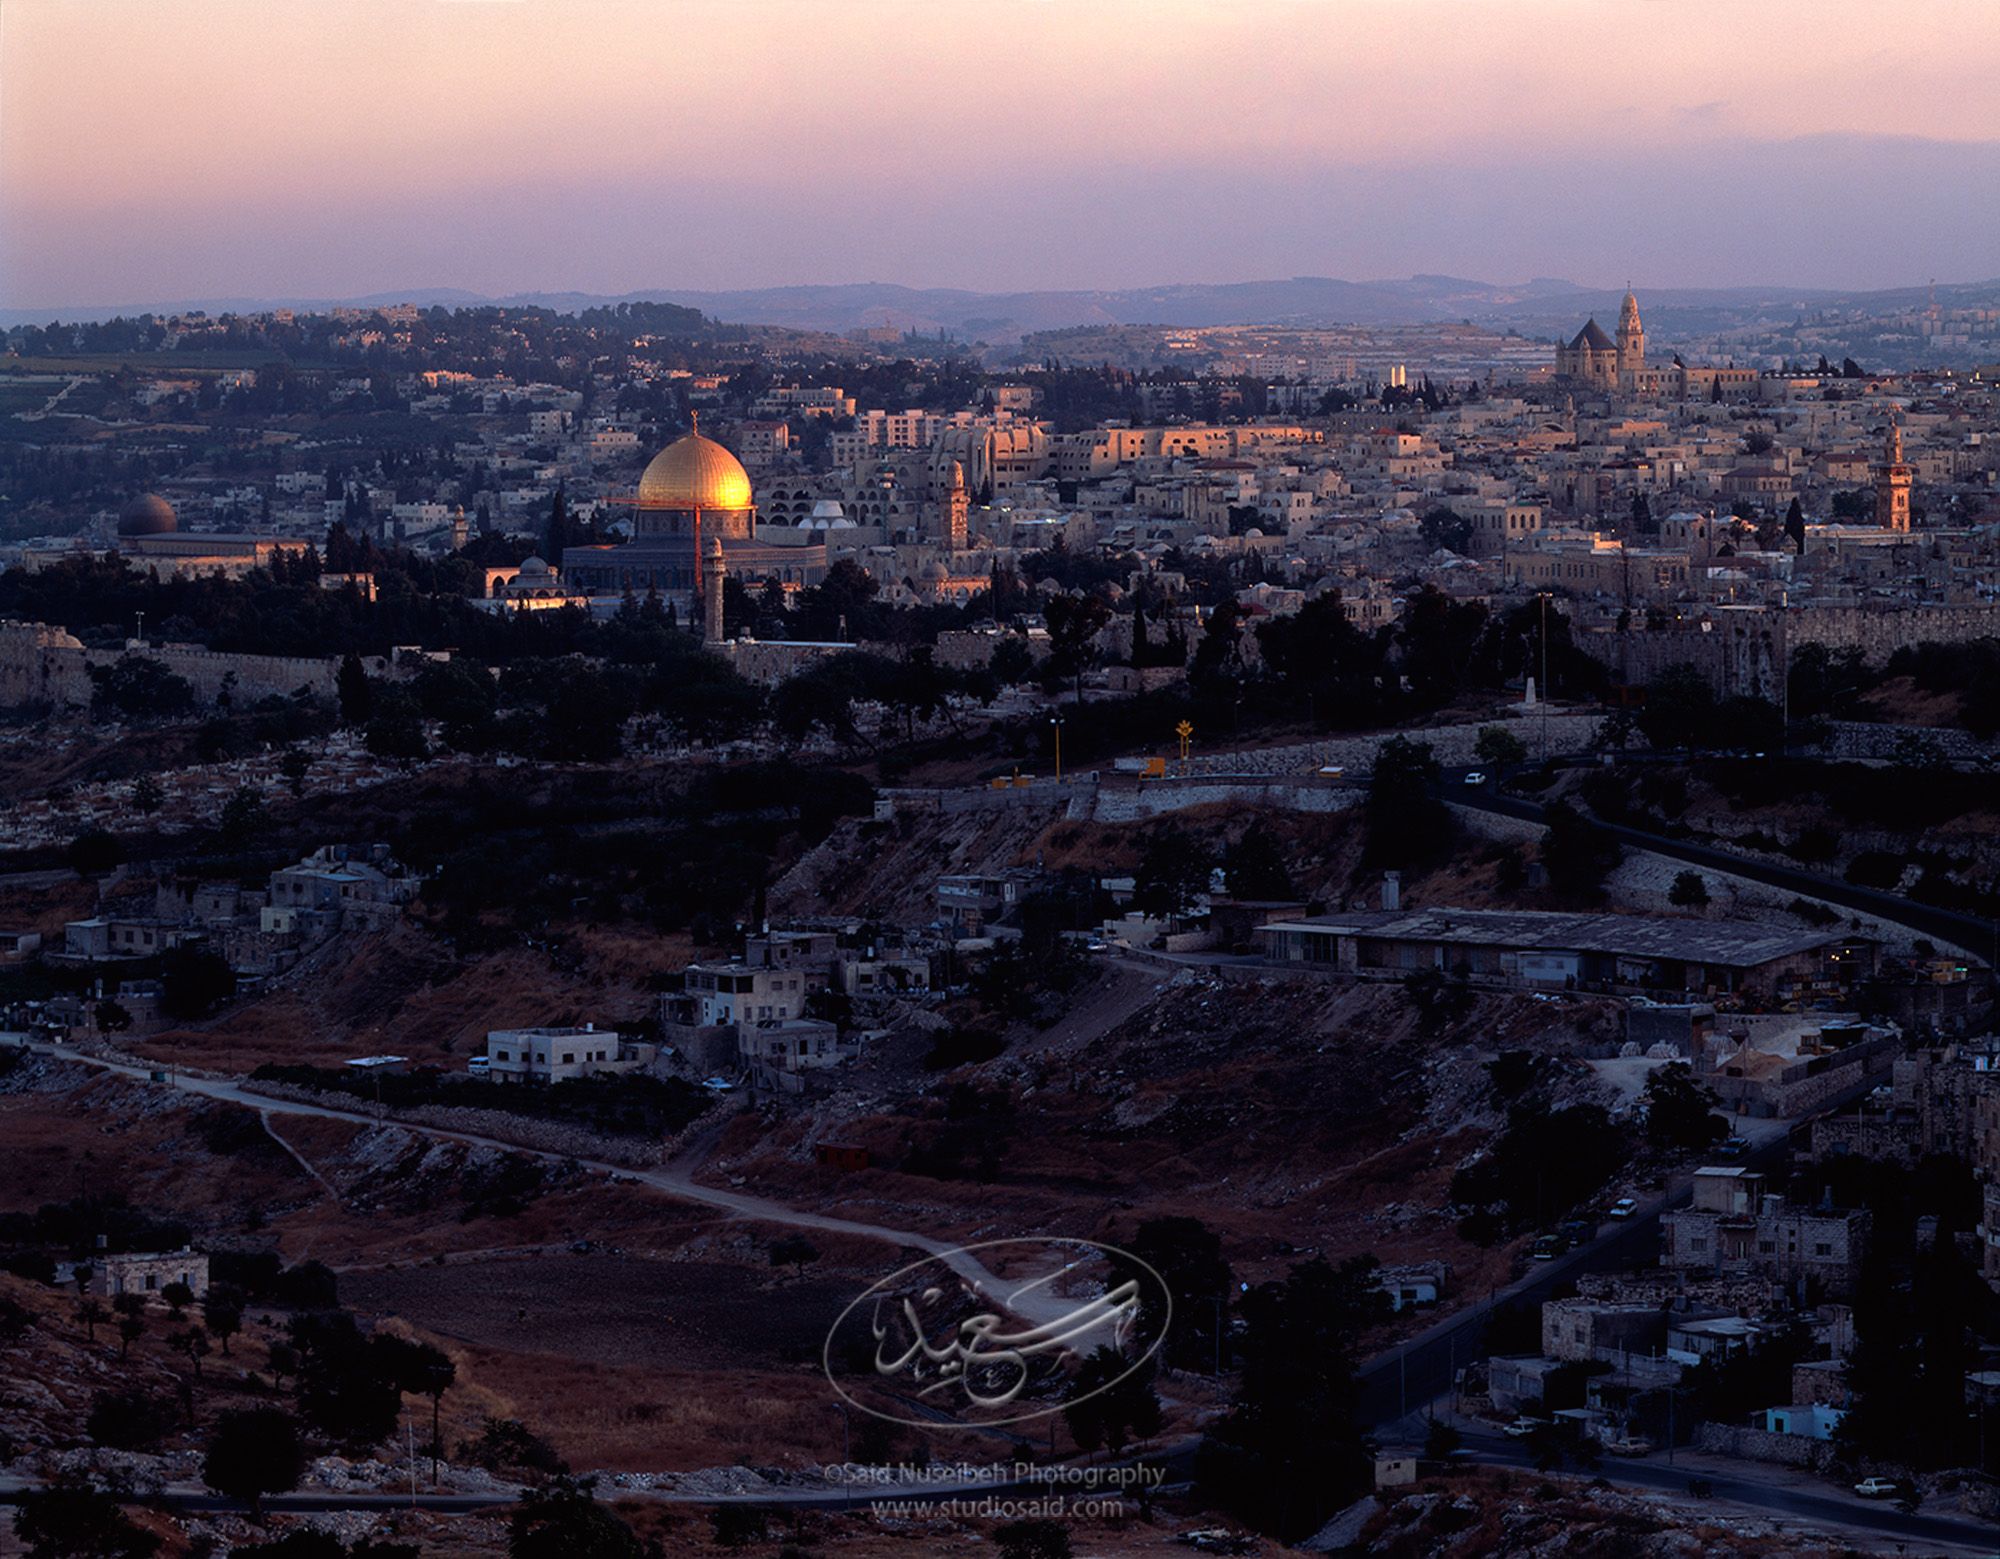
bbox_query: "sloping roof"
[1258,908,1856,968]
[1569,319,1615,352]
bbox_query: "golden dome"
[636,427,753,511]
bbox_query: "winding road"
[29,1041,1088,1328]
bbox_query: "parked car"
[1605,1437,1653,1456]
[1717,1137,1750,1158]
[1531,1234,1566,1261]
[1463,771,1488,786]
[1853,1476,1901,1499]
[1503,1416,1551,1438]
[1559,1219,1594,1247]
[1608,1197,1639,1219]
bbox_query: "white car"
[1463,771,1488,786]
[1853,1476,1900,1499]
[1503,1416,1551,1438]
[1608,1197,1639,1219]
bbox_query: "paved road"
[0,1450,1186,1514]
[1457,1429,2000,1553]
[1443,772,1999,961]
[1355,1205,1673,1428]
[1355,1126,1799,1429]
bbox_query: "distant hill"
[9,274,2000,341]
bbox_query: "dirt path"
[36,1042,1091,1327]
[258,1110,344,1205]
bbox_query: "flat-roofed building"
[483,1024,655,1085]
[681,961,810,1028]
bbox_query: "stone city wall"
[1582,603,2000,701]
[0,619,385,711]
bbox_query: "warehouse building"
[1257,908,1874,999]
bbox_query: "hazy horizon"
[6,0,1999,312]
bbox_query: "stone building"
[1661,1167,1869,1294]
[1554,292,1646,391]
[738,1016,846,1092]
[267,844,421,930]
[1541,1298,1668,1364]
[91,1249,210,1301]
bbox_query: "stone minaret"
[944,459,969,552]
[702,535,726,643]
[1874,419,1913,532]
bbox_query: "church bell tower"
[1616,288,1645,385]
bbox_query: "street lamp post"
[1048,715,1065,782]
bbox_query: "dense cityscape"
[5,3,2000,1557]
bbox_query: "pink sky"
[4,0,1998,307]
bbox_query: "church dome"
[118,493,177,537]
[636,428,753,511]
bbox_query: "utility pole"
[1049,714,1064,782]
[1539,592,1551,764]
